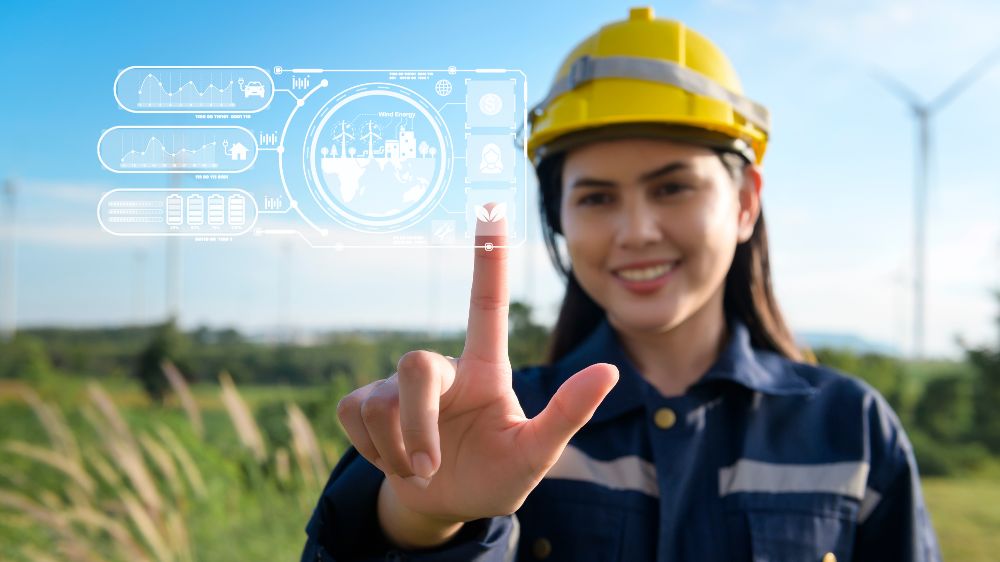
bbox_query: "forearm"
[376,478,465,550]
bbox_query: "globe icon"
[434,79,453,97]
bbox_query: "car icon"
[243,81,266,98]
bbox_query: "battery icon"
[187,194,204,226]
[165,194,183,226]
[228,194,245,226]
[208,194,225,226]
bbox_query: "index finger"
[463,202,508,363]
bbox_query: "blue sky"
[1,0,998,358]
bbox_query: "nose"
[614,197,663,249]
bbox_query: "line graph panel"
[114,66,274,113]
[137,73,235,108]
[119,136,218,169]
[97,126,258,174]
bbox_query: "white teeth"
[616,262,676,281]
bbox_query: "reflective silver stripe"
[858,487,882,523]
[544,444,660,498]
[532,55,771,133]
[718,459,869,500]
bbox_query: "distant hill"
[796,331,901,357]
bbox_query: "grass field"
[923,476,1000,561]
[2,373,998,560]
[0,373,342,562]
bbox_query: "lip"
[611,259,680,272]
[611,260,680,295]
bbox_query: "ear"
[737,165,762,243]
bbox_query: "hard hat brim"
[533,123,756,167]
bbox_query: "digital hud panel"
[98,66,527,248]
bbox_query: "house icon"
[228,142,249,161]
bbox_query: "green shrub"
[914,375,974,442]
[909,429,990,476]
[0,335,52,381]
[969,345,1000,453]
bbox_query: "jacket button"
[532,537,552,559]
[822,553,837,562]
[654,407,676,429]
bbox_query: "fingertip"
[601,363,620,394]
[582,363,619,399]
[474,201,508,239]
[587,362,620,387]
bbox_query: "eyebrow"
[569,161,690,189]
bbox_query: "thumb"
[521,363,619,472]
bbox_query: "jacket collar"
[551,314,814,424]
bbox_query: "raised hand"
[335,202,619,530]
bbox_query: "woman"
[302,7,941,561]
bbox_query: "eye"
[577,192,613,206]
[654,182,689,196]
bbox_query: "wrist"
[377,478,465,550]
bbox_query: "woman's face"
[559,138,761,334]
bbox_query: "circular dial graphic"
[301,83,453,232]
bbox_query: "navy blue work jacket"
[301,315,942,561]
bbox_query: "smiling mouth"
[612,261,680,282]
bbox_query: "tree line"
[3,298,998,476]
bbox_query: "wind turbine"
[332,121,354,158]
[360,121,381,159]
[874,44,1000,359]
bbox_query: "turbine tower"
[875,44,1000,358]
[0,179,16,342]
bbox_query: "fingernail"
[404,475,431,489]
[411,452,434,479]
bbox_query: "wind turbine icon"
[331,121,353,158]
[360,120,381,159]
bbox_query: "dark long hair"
[536,150,813,365]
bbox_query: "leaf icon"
[488,203,507,222]
[475,205,490,222]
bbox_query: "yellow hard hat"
[526,6,770,166]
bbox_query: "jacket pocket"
[725,493,859,562]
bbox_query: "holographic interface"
[98,66,527,248]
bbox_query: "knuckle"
[336,394,356,421]
[397,349,437,374]
[397,367,435,389]
[360,392,397,424]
